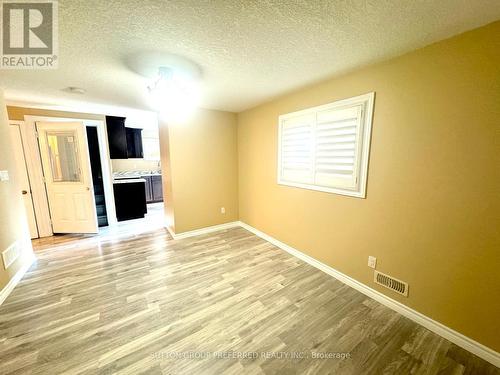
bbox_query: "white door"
[9,124,39,239]
[37,122,98,234]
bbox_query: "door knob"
[22,190,28,195]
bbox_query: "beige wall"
[0,93,34,291]
[160,108,239,234]
[237,21,500,351]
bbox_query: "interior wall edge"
[160,108,239,234]
[0,90,36,292]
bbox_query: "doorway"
[36,121,98,234]
[86,126,108,227]
[9,116,117,238]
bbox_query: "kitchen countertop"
[113,170,161,179]
[113,178,147,184]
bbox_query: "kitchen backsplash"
[112,159,161,172]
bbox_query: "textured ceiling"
[1,0,499,114]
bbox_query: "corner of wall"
[158,118,176,233]
[0,91,36,296]
[160,108,240,234]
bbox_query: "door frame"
[22,115,117,236]
[8,121,40,238]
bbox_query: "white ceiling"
[1,0,499,114]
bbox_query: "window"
[277,92,374,198]
[46,131,82,182]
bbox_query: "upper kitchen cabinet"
[126,128,143,158]
[105,116,144,159]
[106,116,128,159]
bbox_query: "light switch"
[368,256,377,269]
[0,170,9,181]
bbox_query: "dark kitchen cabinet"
[126,128,143,158]
[145,176,153,202]
[105,116,128,159]
[113,181,146,221]
[144,175,163,203]
[105,116,144,159]
[152,175,163,202]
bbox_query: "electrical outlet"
[220,207,226,214]
[368,256,377,269]
[0,170,9,181]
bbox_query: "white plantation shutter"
[280,114,314,184]
[314,105,363,190]
[278,93,374,198]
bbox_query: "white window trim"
[277,92,375,198]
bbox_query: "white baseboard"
[164,222,176,239]
[0,252,36,306]
[238,221,500,368]
[166,221,240,240]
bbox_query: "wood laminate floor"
[0,220,498,374]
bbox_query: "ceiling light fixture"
[127,52,202,122]
[147,66,200,122]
